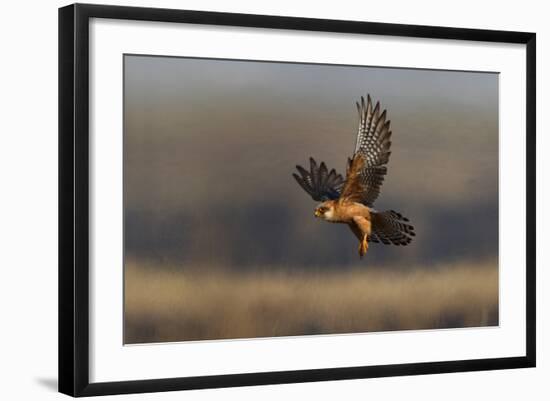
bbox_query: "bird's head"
[314,201,336,221]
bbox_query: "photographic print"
[123,55,499,344]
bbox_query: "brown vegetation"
[124,260,498,344]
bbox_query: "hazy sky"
[124,55,499,270]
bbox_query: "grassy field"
[124,260,498,344]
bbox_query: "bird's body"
[314,200,371,224]
[293,94,415,258]
[315,199,373,255]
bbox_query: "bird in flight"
[293,94,415,258]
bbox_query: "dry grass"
[124,260,498,344]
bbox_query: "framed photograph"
[58,3,536,397]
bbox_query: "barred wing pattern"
[292,157,345,202]
[350,95,393,206]
[369,210,415,246]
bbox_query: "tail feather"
[369,210,415,246]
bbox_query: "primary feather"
[292,157,344,202]
[340,95,392,206]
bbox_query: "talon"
[358,238,368,258]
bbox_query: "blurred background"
[123,55,499,343]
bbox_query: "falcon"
[293,94,415,258]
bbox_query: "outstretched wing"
[293,157,345,201]
[369,210,415,246]
[339,95,392,206]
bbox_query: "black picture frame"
[58,3,536,397]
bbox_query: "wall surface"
[0,0,547,399]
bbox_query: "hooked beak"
[314,209,322,218]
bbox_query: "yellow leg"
[358,235,369,258]
[351,216,371,259]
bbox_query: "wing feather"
[293,157,345,202]
[341,94,394,206]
